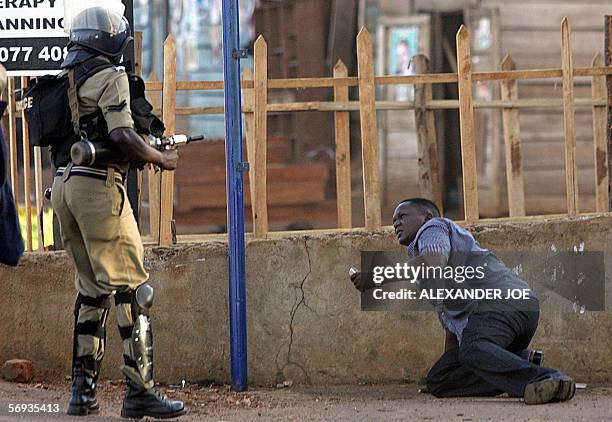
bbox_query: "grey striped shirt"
[408,218,533,343]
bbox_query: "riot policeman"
[52,2,185,418]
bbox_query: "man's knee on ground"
[425,375,445,397]
[425,374,460,398]
[425,363,454,398]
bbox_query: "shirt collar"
[407,235,419,257]
[407,218,445,257]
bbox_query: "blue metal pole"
[221,0,248,391]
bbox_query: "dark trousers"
[426,302,563,398]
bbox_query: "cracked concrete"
[274,239,313,383]
[1,215,612,385]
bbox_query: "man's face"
[392,203,429,246]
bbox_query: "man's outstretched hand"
[350,270,362,291]
[349,270,375,292]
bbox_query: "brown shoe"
[524,375,576,405]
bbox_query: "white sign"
[0,0,69,76]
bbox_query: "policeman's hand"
[160,149,179,171]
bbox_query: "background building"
[118,1,612,232]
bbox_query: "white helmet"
[63,0,132,58]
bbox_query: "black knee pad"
[72,293,111,376]
[73,293,112,340]
[114,283,154,319]
[74,293,112,316]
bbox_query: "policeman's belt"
[56,166,124,183]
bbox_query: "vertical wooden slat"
[252,36,269,237]
[0,71,6,123]
[605,16,612,212]
[333,59,352,229]
[356,28,381,229]
[376,21,389,209]
[561,17,579,215]
[7,77,18,207]
[146,72,161,240]
[591,53,608,212]
[500,55,526,217]
[34,145,44,251]
[21,76,32,251]
[134,31,144,222]
[424,77,443,216]
[134,32,143,77]
[456,25,479,223]
[19,69,44,252]
[0,74,5,103]
[160,34,176,246]
[241,66,256,212]
[489,9,503,213]
[413,54,443,215]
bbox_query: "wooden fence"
[4,17,612,249]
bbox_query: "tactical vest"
[24,58,164,170]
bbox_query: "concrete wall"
[1,215,612,385]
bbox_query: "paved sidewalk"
[0,380,610,421]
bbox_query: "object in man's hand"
[349,267,367,291]
[70,134,206,167]
[147,134,205,150]
[529,349,544,366]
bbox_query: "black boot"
[121,379,186,419]
[67,369,100,416]
[68,293,110,416]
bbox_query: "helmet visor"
[71,8,128,36]
[63,0,126,33]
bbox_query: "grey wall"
[1,215,611,385]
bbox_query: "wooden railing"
[3,17,612,250]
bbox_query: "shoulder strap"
[66,58,115,137]
[74,58,115,89]
[67,69,81,137]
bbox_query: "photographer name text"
[373,288,533,301]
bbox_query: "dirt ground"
[0,379,611,421]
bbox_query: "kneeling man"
[350,198,575,405]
